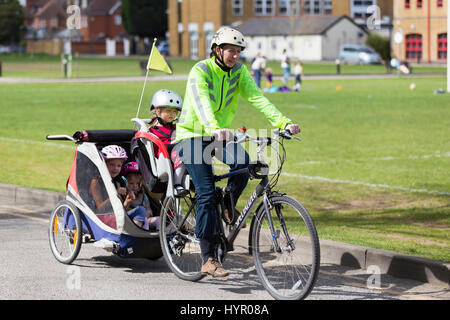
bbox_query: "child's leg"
[173,164,187,187]
[171,150,187,187]
[127,206,146,227]
[144,216,160,230]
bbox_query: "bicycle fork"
[263,193,296,253]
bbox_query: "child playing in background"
[148,89,187,196]
[293,61,303,92]
[265,67,273,90]
[122,161,159,230]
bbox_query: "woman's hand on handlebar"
[285,124,300,135]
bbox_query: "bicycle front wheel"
[252,195,320,300]
[159,196,205,282]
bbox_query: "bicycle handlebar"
[229,127,301,146]
[46,135,77,142]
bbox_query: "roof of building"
[88,0,121,15]
[235,15,365,36]
[34,0,121,19]
[35,0,66,19]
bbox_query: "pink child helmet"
[121,161,140,176]
[101,145,128,160]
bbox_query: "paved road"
[0,202,448,302]
[0,73,445,84]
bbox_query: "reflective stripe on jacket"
[175,57,292,142]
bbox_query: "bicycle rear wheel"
[159,196,205,282]
[48,200,82,264]
[252,195,320,300]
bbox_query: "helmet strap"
[213,46,232,72]
[155,116,172,126]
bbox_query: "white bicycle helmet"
[101,145,128,160]
[210,27,246,51]
[150,89,183,111]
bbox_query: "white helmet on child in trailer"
[210,27,246,51]
[101,145,128,160]
[150,89,183,111]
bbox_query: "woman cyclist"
[174,27,300,277]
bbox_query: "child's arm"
[123,191,135,210]
[89,178,110,210]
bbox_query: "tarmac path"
[0,201,448,302]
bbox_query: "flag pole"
[135,38,158,120]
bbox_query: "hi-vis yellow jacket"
[174,57,292,142]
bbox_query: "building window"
[114,15,122,26]
[255,0,274,16]
[279,0,299,16]
[405,0,410,8]
[405,33,422,61]
[437,0,443,7]
[304,0,332,15]
[232,0,243,16]
[437,33,447,60]
[204,22,214,58]
[350,0,376,19]
[188,23,198,60]
[417,0,423,8]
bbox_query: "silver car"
[338,44,382,64]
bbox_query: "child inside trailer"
[89,145,146,228]
[122,161,159,230]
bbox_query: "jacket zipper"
[217,75,226,112]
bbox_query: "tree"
[0,0,24,45]
[121,0,167,38]
[366,33,391,62]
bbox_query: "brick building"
[168,0,393,59]
[25,0,126,54]
[393,0,447,63]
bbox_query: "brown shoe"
[201,258,229,277]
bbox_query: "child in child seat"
[148,89,187,196]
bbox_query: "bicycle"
[159,128,320,300]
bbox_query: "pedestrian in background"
[251,52,266,88]
[293,60,303,91]
[281,49,291,85]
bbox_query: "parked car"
[338,44,382,65]
[157,40,169,56]
[0,45,11,54]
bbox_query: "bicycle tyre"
[159,196,205,282]
[252,195,320,300]
[48,200,82,264]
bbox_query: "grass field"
[0,74,448,262]
[0,53,446,78]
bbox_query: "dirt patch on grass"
[320,194,448,212]
[384,233,448,248]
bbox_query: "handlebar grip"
[46,135,75,142]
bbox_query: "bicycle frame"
[176,129,299,255]
[212,168,278,258]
